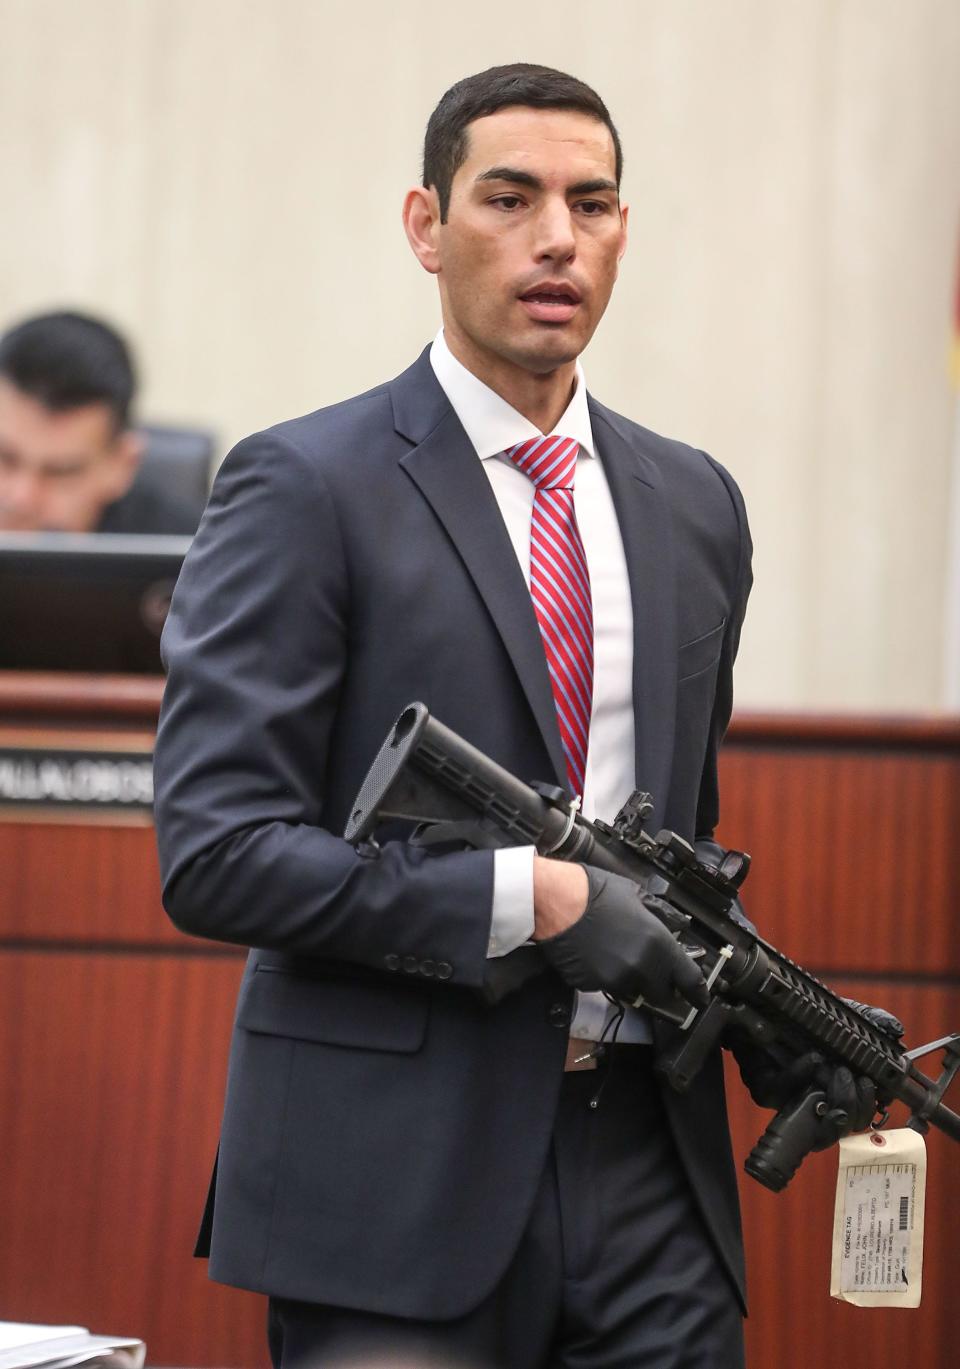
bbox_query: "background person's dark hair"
[0,310,136,431]
[423,63,624,223]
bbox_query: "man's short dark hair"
[0,310,136,431]
[423,63,623,222]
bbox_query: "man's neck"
[442,326,578,434]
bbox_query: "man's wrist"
[531,857,588,941]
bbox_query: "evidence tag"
[830,1128,926,1308]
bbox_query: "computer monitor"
[0,532,191,674]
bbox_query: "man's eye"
[576,200,609,216]
[491,195,524,211]
[44,465,87,481]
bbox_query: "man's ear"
[104,429,143,501]
[402,185,442,275]
[618,202,629,262]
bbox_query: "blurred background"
[3,0,959,709]
[1,4,959,1368]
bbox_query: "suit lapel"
[589,399,678,825]
[391,352,568,786]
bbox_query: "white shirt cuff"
[487,846,536,957]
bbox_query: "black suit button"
[548,1002,571,1029]
[420,960,436,977]
[435,962,453,980]
[402,955,419,974]
[384,954,400,971]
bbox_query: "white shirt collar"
[429,329,595,461]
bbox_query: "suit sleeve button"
[402,955,419,974]
[435,962,453,980]
[420,960,436,977]
[384,954,400,971]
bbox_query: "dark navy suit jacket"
[153,347,753,1319]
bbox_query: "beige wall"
[2,0,959,711]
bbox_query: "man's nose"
[532,200,576,262]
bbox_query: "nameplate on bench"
[0,742,154,817]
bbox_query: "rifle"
[344,702,960,1192]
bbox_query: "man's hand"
[728,998,905,1145]
[533,861,709,1013]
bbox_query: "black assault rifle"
[345,702,960,1192]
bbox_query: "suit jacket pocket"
[677,619,726,683]
[237,964,429,1053]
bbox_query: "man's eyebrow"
[474,168,618,197]
[33,454,91,474]
[568,178,618,196]
[475,167,543,189]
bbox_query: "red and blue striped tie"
[507,435,593,800]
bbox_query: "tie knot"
[506,435,580,490]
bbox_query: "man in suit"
[0,310,198,534]
[154,64,757,1367]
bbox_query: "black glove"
[538,866,710,1015]
[729,997,904,1146]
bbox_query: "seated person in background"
[0,310,200,534]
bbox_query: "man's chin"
[448,318,588,381]
[508,329,585,375]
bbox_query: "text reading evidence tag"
[830,1127,926,1307]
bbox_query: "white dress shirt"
[429,331,651,1043]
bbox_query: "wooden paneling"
[716,746,960,975]
[0,673,163,726]
[728,715,960,749]
[0,952,267,1368]
[0,674,262,1367]
[718,718,960,1367]
[0,822,178,944]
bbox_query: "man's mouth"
[518,284,582,323]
